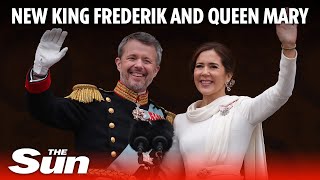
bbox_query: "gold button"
[106,97,111,102]
[108,108,114,114]
[109,122,115,128]
[111,151,117,157]
[111,137,116,143]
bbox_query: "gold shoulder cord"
[65,84,105,103]
[165,110,176,124]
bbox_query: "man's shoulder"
[64,84,105,103]
[98,87,114,94]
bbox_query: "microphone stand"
[135,140,165,180]
[130,114,173,180]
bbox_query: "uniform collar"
[114,81,149,106]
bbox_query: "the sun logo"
[8,148,90,174]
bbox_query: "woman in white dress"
[160,23,298,180]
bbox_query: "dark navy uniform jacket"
[25,71,175,171]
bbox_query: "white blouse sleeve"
[241,51,297,125]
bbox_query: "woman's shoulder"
[172,113,188,136]
[173,113,187,125]
[222,95,252,107]
[174,113,187,120]
[233,95,252,108]
[227,95,251,103]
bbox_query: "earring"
[225,79,235,92]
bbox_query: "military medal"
[132,103,164,122]
[132,103,148,121]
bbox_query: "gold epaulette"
[65,84,105,103]
[164,110,176,124]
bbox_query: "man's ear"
[153,65,160,78]
[115,57,121,71]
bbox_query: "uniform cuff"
[25,69,51,94]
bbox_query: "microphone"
[129,109,174,179]
[129,117,174,167]
[149,119,174,165]
[129,120,152,154]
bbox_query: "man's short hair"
[118,32,163,65]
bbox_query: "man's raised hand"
[33,28,68,76]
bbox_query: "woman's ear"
[227,73,233,82]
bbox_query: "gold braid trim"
[165,110,176,124]
[114,81,148,106]
[87,168,137,180]
[65,84,105,103]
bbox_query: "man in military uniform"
[25,28,175,179]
